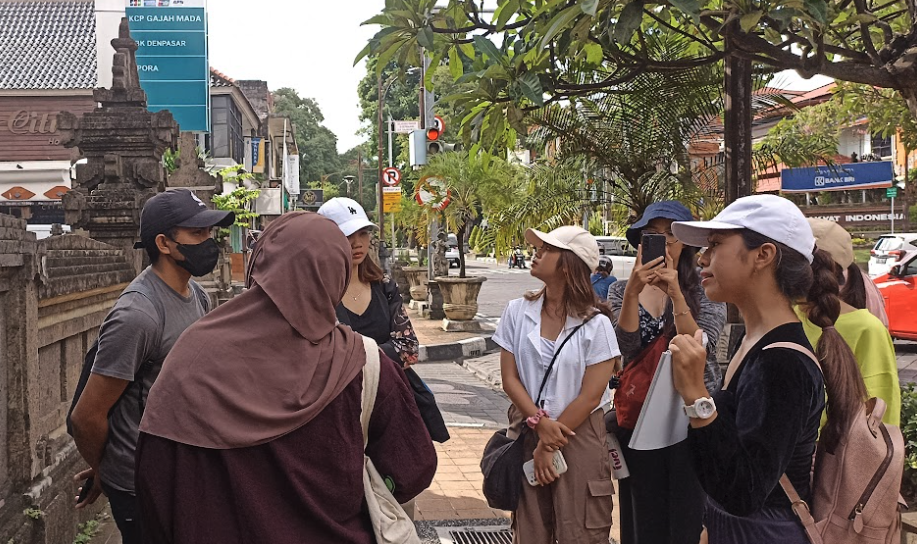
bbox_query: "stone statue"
[432,231,449,278]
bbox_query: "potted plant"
[420,151,520,321]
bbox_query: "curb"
[418,335,499,362]
[462,356,502,389]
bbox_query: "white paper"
[628,351,691,451]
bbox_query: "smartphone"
[76,477,93,504]
[641,233,667,266]
[523,450,569,486]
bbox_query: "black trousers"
[616,429,705,544]
[102,482,142,544]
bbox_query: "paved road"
[460,259,542,320]
[896,340,917,383]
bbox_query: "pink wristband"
[526,409,549,429]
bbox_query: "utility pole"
[357,148,364,208]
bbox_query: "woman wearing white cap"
[797,219,899,425]
[318,198,450,451]
[667,195,867,542]
[491,225,620,543]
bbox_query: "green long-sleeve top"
[795,306,901,426]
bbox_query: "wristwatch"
[683,397,717,419]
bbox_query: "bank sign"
[126,0,209,132]
[781,161,894,193]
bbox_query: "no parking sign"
[382,167,402,186]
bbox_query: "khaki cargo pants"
[507,405,614,544]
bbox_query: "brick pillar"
[0,215,41,491]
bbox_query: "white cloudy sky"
[207,1,385,153]
[206,1,832,154]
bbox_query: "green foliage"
[212,165,261,241]
[359,0,917,156]
[469,224,482,252]
[754,99,841,170]
[901,383,917,501]
[163,147,179,175]
[23,508,42,520]
[419,151,522,277]
[73,520,99,544]
[755,82,917,171]
[272,88,342,188]
[835,83,917,152]
[306,179,340,201]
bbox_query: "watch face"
[696,399,716,419]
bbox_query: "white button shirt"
[492,296,621,418]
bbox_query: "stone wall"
[0,214,135,543]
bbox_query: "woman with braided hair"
[666,195,870,542]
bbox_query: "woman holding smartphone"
[607,201,726,544]
[492,225,620,543]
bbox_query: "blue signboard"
[126,3,209,132]
[781,161,894,193]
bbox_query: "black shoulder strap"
[534,316,594,407]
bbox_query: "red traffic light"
[426,127,441,141]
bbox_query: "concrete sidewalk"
[412,361,622,542]
[409,305,499,362]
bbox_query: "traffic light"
[426,127,443,156]
[409,128,464,166]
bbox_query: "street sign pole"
[888,186,899,233]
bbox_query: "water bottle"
[606,431,630,480]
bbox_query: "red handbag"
[613,334,670,429]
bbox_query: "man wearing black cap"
[69,189,234,543]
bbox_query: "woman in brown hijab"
[136,212,437,544]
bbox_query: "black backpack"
[66,280,208,436]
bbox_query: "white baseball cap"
[525,225,600,270]
[317,197,378,237]
[671,195,815,263]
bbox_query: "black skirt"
[705,496,808,544]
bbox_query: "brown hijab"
[140,212,366,449]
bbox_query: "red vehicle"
[875,250,917,341]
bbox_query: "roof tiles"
[0,1,97,90]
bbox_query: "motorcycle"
[508,247,528,269]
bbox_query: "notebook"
[628,350,691,450]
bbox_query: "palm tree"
[419,151,521,278]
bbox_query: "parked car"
[875,250,917,340]
[594,236,636,279]
[445,233,460,268]
[868,233,917,277]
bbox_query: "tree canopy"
[272,88,343,186]
[358,0,917,153]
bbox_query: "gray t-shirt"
[91,267,208,492]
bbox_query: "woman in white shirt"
[492,225,621,544]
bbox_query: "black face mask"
[171,238,220,277]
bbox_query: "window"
[210,95,244,163]
[870,133,892,159]
[902,258,917,277]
